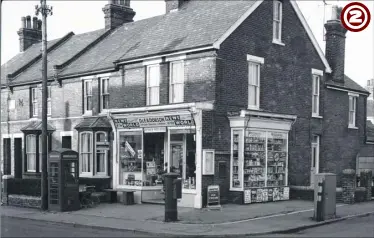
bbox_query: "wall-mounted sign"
[113,114,194,129]
[144,127,167,133]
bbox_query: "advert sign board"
[207,185,221,209]
[113,114,194,129]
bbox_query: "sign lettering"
[113,114,194,129]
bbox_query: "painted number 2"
[349,10,363,23]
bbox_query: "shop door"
[170,142,184,178]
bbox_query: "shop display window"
[231,129,288,190]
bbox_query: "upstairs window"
[349,94,358,128]
[47,86,52,116]
[312,75,320,117]
[83,80,93,113]
[247,55,264,110]
[31,88,38,117]
[170,61,185,103]
[147,64,160,106]
[100,78,109,111]
[273,1,283,43]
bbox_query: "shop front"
[228,110,297,204]
[107,103,212,208]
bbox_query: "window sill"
[230,187,243,192]
[272,40,285,46]
[348,126,358,130]
[79,174,110,179]
[82,111,93,117]
[312,115,323,119]
[247,106,260,111]
[183,189,197,194]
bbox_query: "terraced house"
[1,0,374,208]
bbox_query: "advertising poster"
[244,190,251,204]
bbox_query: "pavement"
[1,200,374,236]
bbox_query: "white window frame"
[95,131,108,176]
[38,134,49,172]
[273,0,283,44]
[47,86,52,116]
[83,80,93,114]
[169,60,185,104]
[26,134,36,172]
[79,131,93,176]
[146,64,160,106]
[100,78,110,112]
[311,135,320,174]
[203,149,215,175]
[348,93,358,129]
[31,88,38,117]
[247,55,264,110]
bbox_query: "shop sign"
[144,127,167,133]
[113,114,194,129]
[207,185,221,208]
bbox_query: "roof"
[20,120,56,133]
[74,117,111,130]
[326,75,370,94]
[1,0,331,85]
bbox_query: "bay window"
[80,132,93,174]
[95,132,108,175]
[26,135,36,172]
[170,61,185,103]
[147,65,160,105]
[38,134,49,172]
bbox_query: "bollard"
[164,173,179,222]
[315,179,325,221]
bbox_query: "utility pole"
[36,0,53,211]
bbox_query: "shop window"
[26,135,37,172]
[100,78,109,111]
[231,129,288,190]
[273,0,283,43]
[95,132,108,175]
[119,131,143,186]
[170,61,185,103]
[80,132,93,174]
[146,64,160,106]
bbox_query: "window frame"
[95,131,108,176]
[273,0,283,43]
[247,54,264,110]
[83,79,93,114]
[169,60,185,104]
[146,64,160,106]
[79,131,94,176]
[47,86,52,116]
[202,149,215,175]
[100,78,110,112]
[26,134,37,172]
[311,69,323,118]
[38,134,49,172]
[348,94,358,128]
[311,135,320,174]
[31,87,38,117]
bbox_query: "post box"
[173,178,182,199]
[164,173,180,222]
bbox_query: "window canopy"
[74,117,111,131]
[21,120,56,134]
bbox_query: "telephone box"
[48,148,80,212]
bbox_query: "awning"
[74,117,112,130]
[21,120,56,133]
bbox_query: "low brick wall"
[7,194,41,209]
[290,187,342,203]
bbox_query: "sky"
[1,1,373,87]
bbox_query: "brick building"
[1,0,373,208]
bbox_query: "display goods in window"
[244,131,266,188]
[232,132,241,188]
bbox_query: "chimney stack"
[324,5,347,84]
[102,0,135,30]
[165,0,188,13]
[17,15,42,52]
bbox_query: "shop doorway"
[143,133,165,187]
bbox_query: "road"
[0,216,152,237]
[259,214,374,237]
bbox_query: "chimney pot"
[32,17,38,29]
[21,17,26,28]
[331,5,338,20]
[26,16,31,28]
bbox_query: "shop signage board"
[113,114,194,129]
[207,185,221,209]
[144,127,167,133]
[243,187,290,204]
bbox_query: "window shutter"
[82,80,85,114]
